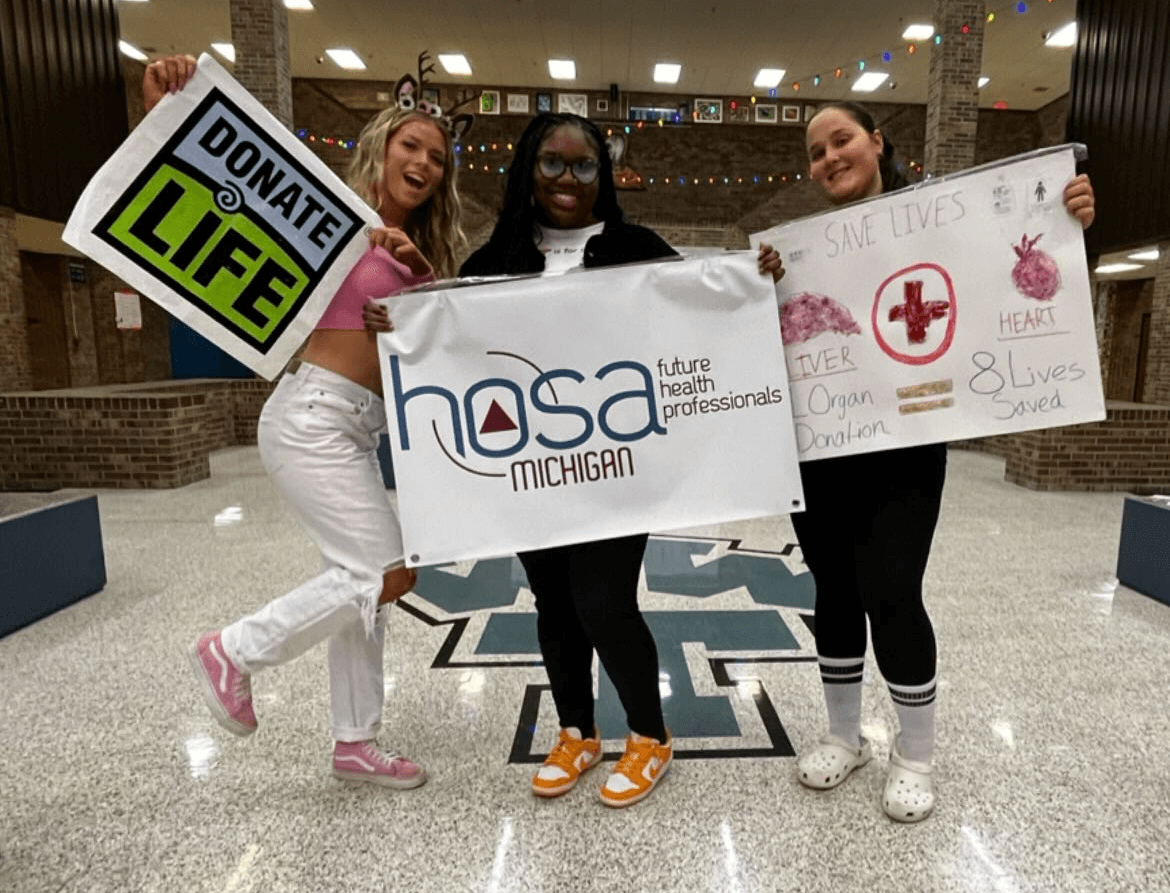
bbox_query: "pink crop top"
[314,245,435,330]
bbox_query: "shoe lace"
[612,738,655,779]
[544,733,586,774]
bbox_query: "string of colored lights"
[784,0,1062,95]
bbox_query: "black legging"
[790,443,946,686]
[518,532,667,742]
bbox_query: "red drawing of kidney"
[1011,233,1061,301]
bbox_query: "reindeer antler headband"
[394,52,477,141]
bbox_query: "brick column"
[1145,242,1170,406]
[924,0,986,176]
[229,0,293,128]
[0,207,33,392]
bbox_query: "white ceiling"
[116,0,1080,111]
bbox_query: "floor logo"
[399,534,817,762]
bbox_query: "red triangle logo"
[479,399,518,434]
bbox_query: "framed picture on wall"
[507,93,529,113]
[596,98,610,113]
[694,98,723,123]
[422,87,440,106]
[755,103,778,123]
[781,104,802,124]
[804,103,819,122]
[536,92,552,113]
[728,104,750,123]
[479,90,501,115]
[557,93,588,116]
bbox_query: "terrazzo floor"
[2,446,1168,892]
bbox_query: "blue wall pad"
[1,493,107,638]
[1116,496,1170,607]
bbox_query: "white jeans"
[221,363,405,742]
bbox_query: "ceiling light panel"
[325,48,366,71]
[548,59,576,80]
[754,68,786,88]
[654,63,681,84]
[438,53,473,76]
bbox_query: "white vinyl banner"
[63,53,378,379]
[378,254,806,567]
[751,145,1105,461]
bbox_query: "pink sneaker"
[332,741,427,789]
[188,631,257,736]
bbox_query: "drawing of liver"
[780,292,863,345]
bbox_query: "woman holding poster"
[762,101,1095,822]
[143,56,466,788]
[458,113,679,807]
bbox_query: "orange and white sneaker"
[531,726,603,797]
[598,731,672,807]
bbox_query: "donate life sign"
[751,145,1105,461]
[378,254,806,567]
[64,54,377,379]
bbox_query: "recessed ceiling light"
[978,76,990,88]
[283,0,314,10]
[1045,22,1077,47]
[210,42,235,63]
[852,72,890,92]
[1095,263,1144,274]
[902,24,935,41]
[325,48,366,71]
[438,53,472,76]
[654,63,682,84]
[548,59,576,80]
[118,40,148,62]
[754,68,786,88]
[1128,249,1160,261]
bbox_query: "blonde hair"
[346,107,467,278]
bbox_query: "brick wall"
[957,402,1170,492]
[924,0,985,177]
[1147,242,1170,404]
[230,0,293,128]
[1,207,34,392]
[0,379,277,490]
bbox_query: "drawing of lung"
[779,292,863,345]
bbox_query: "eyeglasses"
[537,153,600,185]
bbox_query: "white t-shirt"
[535,222,605,273]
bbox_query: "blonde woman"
[143,56,466,788]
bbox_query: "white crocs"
[797,734,873,790]
[883,744,935,822]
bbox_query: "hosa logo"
[387,352,666,492]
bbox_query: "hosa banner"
[378,254,805,567]
[63,54,377,379]
[751,145,1105,461]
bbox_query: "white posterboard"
[377,254,805,566]
[751,145,1105,461]
[63,53,378,379]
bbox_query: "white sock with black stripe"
[818,655,865,747]
[887,677,937,763]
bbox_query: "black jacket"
[459,220,678,277]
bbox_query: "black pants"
[518,532,667,742]
[790,443,946,686]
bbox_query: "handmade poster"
[751,144,1104,461]
[63,53,377,379]
[377,254,805,566]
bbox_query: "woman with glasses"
[462,113,679,807]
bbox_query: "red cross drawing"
[888,280,949,344]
